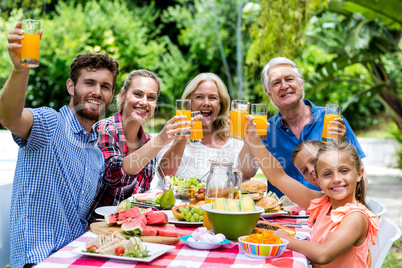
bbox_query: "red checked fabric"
[38,219,311,268]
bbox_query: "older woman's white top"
[154,138,243,187]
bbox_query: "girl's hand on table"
[274,229,292,241]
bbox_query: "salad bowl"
[164,176,205,199]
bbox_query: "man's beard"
[72,87,106,121]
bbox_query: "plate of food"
[164,176,206,200]
[254,192,285,218]
[73,243,174,262]
[180,228,230,250]
[95,206,118,216]
[165,207,203,227]
[75,231,175,262]
[261,210,288,218]
[281,205,310,218]
[294,232,309,240]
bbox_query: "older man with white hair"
[240,57,365,197]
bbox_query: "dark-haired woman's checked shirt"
[86,111,156,223]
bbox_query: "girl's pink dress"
[307,196,380,268]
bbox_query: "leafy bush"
[0,0,195,123]
[390,124,402,169]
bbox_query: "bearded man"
[0,22,119,267]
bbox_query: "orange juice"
[322,114,341,141]
[190,120,203,141]
[253,114,267,139]
[230,109,249,140]
[21,33,40,67]
[203,198,217,230]
[176,110,191,135]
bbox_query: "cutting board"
[90,221,180,245]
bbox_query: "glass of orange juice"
[175,99,191,136]
[322,103,342,142]
[229,100,250,140]
[190,111,203,142]
[251,103,267,140]
[21,19,41,68]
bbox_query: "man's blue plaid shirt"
[9,106,104,267]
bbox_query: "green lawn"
[355,120,396,139]
[383,239,402,267]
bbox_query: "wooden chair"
[369,218,401,268]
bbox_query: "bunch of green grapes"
[179,205,205,222]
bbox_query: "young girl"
[244,117,379,267]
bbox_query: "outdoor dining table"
[35,217,311,268]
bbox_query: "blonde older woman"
[157,73,243,182]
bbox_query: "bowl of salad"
[164,176,205,200]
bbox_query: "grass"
[355,120,396,139]
[383,239,402,267]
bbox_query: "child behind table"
[244,118,379,267]
[291,140,324,188]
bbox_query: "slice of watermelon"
[153,225,178,237]
[145,211,168,225]
[117,213,148,225]
[121,216,146,235]
[142,226,158,236]
[104,207,141,225]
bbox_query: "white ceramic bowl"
[180,235,230,250]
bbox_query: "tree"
[0,0,195,123]
[305,0,402,132]
[246,0,327,113]
[162,0,256,100]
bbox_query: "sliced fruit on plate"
[117,199,135,212]
[142,226,158,236]
[172,204,195,220]
[146,211,169,225]
[121,216,146,235]
[153,225,179,237]
[105,207,141,225]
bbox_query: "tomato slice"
[115,247,125,256]
[86,245,98,253]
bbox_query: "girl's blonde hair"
[314,141,366,206]
[117,69,161,111]
[291,140,324,165]
[181,73,230,140]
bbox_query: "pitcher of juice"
[203,160,242,230]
